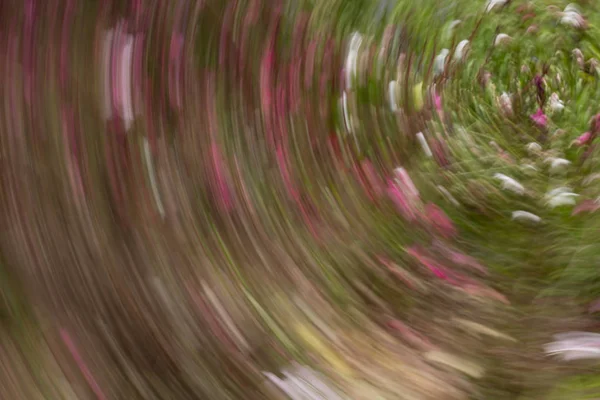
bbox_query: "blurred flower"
[494,173,525,195]
[494,33,512,46]
[530,109,548,128]
[512,210,541,223]
[546,157,571,174]
[388,80,398,111]
[588,58,600,75]
[572,199,600,215]
[573,131,592,146]
[549,93,564,112]
[407,246,452,281]
[264,364,344,400]
[498,92,513,116]
[520,163,538,175]
[546,190,578,208]
[387,179,418,220]
[573,48,585,69]
[416,132,432,157]
[544,332,600,361]
[394,167,420,199]
[425,203,456,237]
[486,0,507,13]
[526,142,542,155]
[559,4,587,29]
[433,91,443,111]
[434,49,449,76]
[345,32,363,89]
[454,40,469,60]
[526,24,538,34]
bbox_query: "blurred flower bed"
[1,0,600,399]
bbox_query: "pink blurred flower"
[434,92,442,111]
[355,160,384,200]
[530,109,548,128]
[572,199,600,215]
[574,131,592,146]
[425,203,456,238]
[406,246,452,281]
[393,167,419,200]
[387,179,418,220]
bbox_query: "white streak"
[494,33,512,46]
[345,32,363,89]
[494,173,524,195]
[454,40,469,60]
[202,282,249,352]
[388,80,398,112]
[120,34,134,130]
[498,92,513,115]
[526,142,542,154]
[437,185,460,206]
[143,138,165,218]
[549,93,564,112]
[547,193,578,208]
[486,0,507,12]
[416,132,432,157]
[545,331,600,361]
[512,211,541,223]
[546,157,571,174]
[434,49,449,76]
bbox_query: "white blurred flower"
[494,33,512,46]
[545,332,600,361]
[512,211,541,223]
[388,80,398,112]
[454,40,469,60]
[346,32,363,89]
[494,173,525,195]
[102,27,135,130]
[526,142,542,154]
[416,132,432,157]
[573,48,585,69]
[498,92,513,116]
[546,157,571,174]
[546,187,573,198]
[520,164,538,175]
[264,365,344,400]
[394,167,419,198]
[486,0,507,12]
[434,49,450,76]
[583,173,600,186]
[560,4,586,28]
[447,20,462,36]
[549,93,564,112]
[546,188,578,208]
